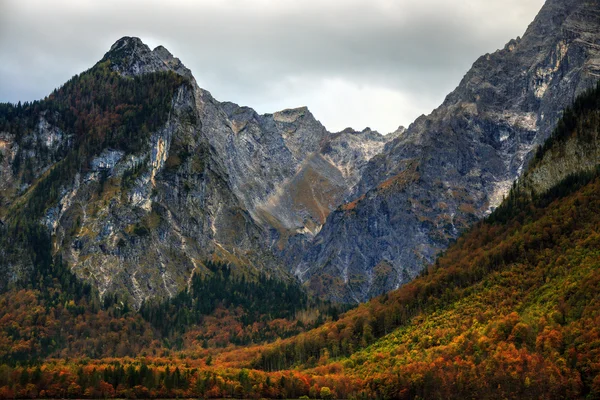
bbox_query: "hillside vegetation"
[0,74,599,399]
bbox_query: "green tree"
[320,386,334,399]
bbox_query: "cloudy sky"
[1,0,544,133]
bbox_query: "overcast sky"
[0,0,544,133]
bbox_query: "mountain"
[0,37,396,307]
[296,0,600,302]
[253,81,600,399]
[2,76,599,400]
[1,0,599,309]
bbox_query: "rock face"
[296,0,600,302]
[102,37,193,80]
[521,85,600,195]
[0,118,70,287]
[0,37,395,307]
[189,88,399,252]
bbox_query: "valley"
[0,0,599,398]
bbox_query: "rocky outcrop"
[323,127,405,190]
[102,36,193,80]
[521,83,600,194]
[0,115,71,209]
[297,0,600,302]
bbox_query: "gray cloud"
[0,0,544,133]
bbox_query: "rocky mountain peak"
[272,106,312,123]
[152,45,194,80]
[101,36,193,80]
[108,36,149,53]
[102,36,153,71]
[384,126,406,142]
[391,125,406,135]
[338,127,379,136]
[152,45,173,59]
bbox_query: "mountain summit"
[100,36,193,79]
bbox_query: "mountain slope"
[252,82,600,399]
[298,0,600,302]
